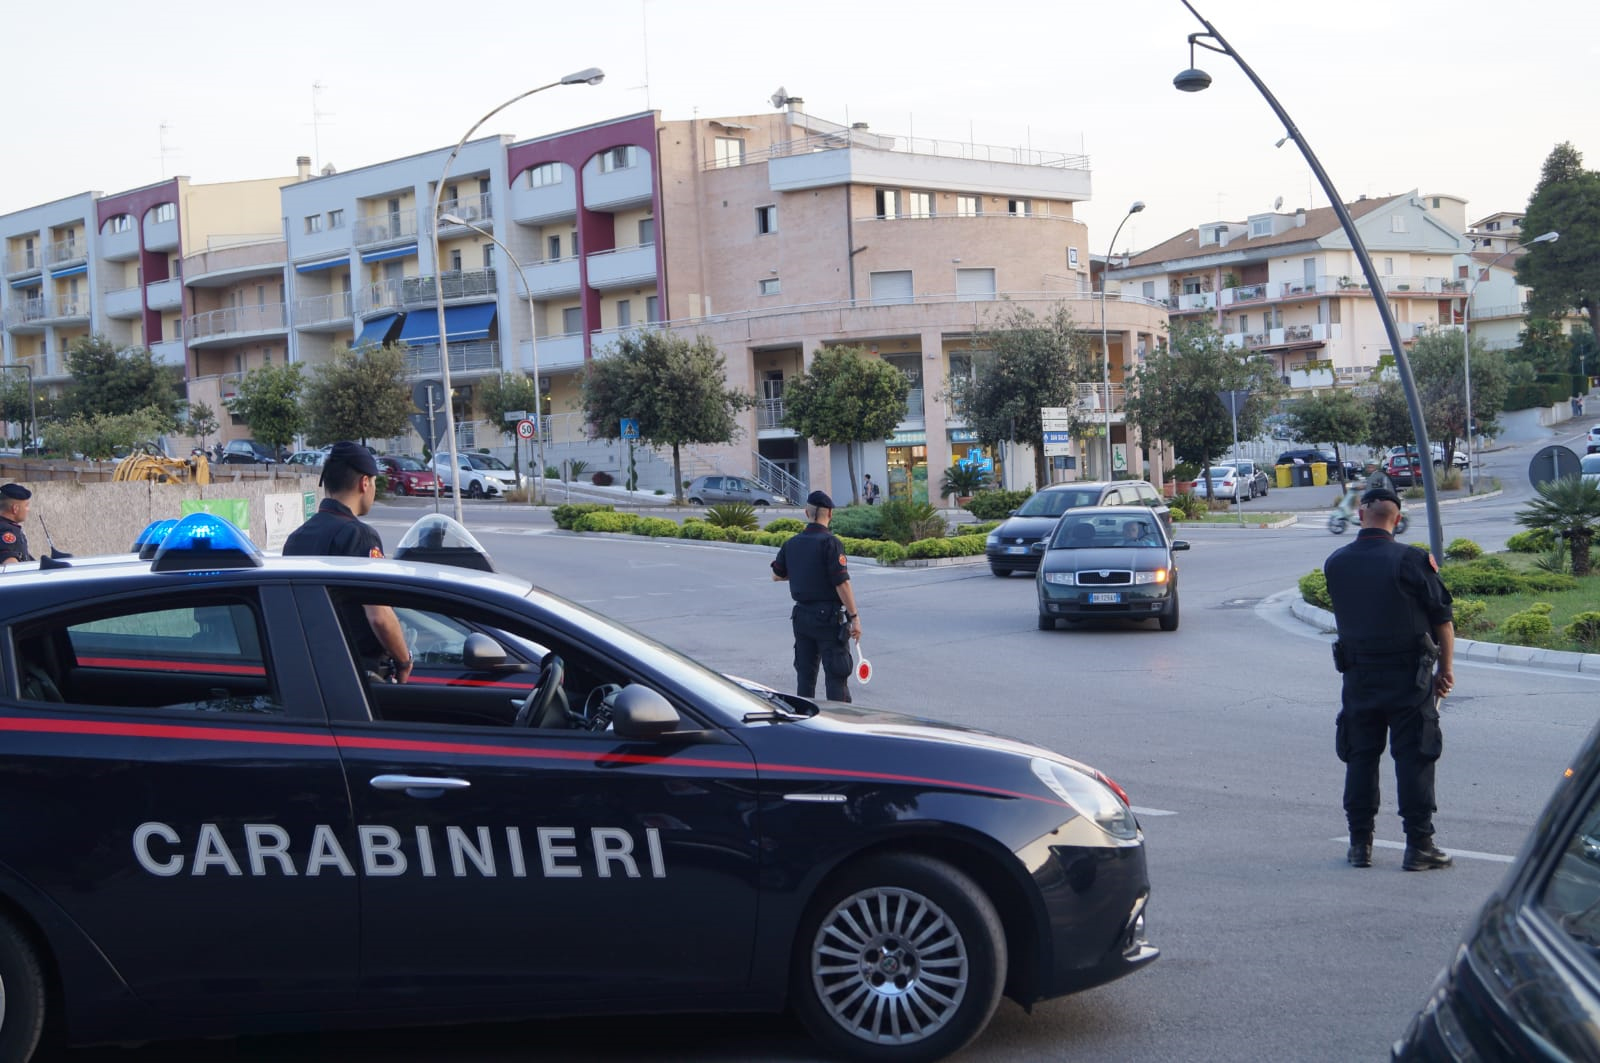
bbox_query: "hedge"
[552,503,614,530]
[763,517,807,533]
[1507,529,1556,553]
[573,511,638,533]
[633,516,681,537]
[963,489,1032,521]
[1299,570,1332,609]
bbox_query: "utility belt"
[1333,633,1439,691]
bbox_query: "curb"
[1289,597,1600,675]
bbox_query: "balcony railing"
[44,239,84,266]
[1073,382,1126,415]
[361,270,497,314]
[187,303,288,341]
[757,397,785,429]
[435,193,494,230]
[354,211,418,246]
[401,341,501,375]
[2,298,51,328]
[294,291,354,325]
[728,120,1091,172]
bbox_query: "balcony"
[2,298,50,331]
[103,286,144,319]
[1168,291,1217,313]
[509,180,578,226]
[42,297,89,324]
[99,223,139,261]
[3,249,41,278]
[1381,275,1461,297]
[145,277,184,312]
[354,211,418,247]
[1073,382,1127,421]
[401,341,501,376]
[183,240,286,286]
[756,397,787,430]
[44,239,85,268]
[361,270,497,315]
[586,243,657,289]
[294,291,355,331]
[186,303,288,348]
[149,339,185,366]
[522,333,583,372]
[144,214,179,253]
[435,193,494,233]
[583,158,653,212]
[1224,322,1343,350]
[520,256,580,297]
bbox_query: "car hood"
[993,514,1063,539]
[1040,545,1171,570]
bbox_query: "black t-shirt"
[1324,528,1453,654]
[283,499,387,660]
[771,523,850,603]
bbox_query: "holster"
[1414,632,1440,692]
[1331,640,1349,674]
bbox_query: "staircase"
[755,453,804,505]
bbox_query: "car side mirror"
[1007,509,1019,517]
[610,685,683,740]
[1171,540,1191,551]
[462,633,508,670]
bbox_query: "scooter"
[1328,505,1408,535]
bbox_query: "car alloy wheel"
[794,854,1004,1062]
[0,913,46,1063]
[467,481,484,499]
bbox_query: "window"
[956,195,981,217]
[482,244,494,269]
[712,137,745,168]
[15,594,280,715]
[875,189,900,220]
[547,235,562,260]
[154,203,176,223]
[527,163,563,188]
[1007,199,1031,217]
[561,307,583,335]
[328,209,344,229]
[263,348,273,365]
[1239,315,1248,333]
[305,214,324,234]
[638,217,656,245]
[759,277,781,296]
[1251,218,1272,237]
[955,268,996,302]
[645,295,660,323]
[450,249,462,272]
[616,299,631,327]
[1068,247,1080,268]
[1431,197,1441,208]
[110,214,132,233]
[907,191,934,218]
[869,270,913,305]
[755,205,777,235]
[1384,257,1394,275]
[1539,781,1600,954]
[1142,281,1156,299]
[598,146,636,173]
[1391,214,1407,233]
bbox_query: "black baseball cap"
[1360,487,1402,507]
[319,441,380,485]
[1,483,31,501]
[806,490,835,510]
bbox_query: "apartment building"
[1106,191,1471,390]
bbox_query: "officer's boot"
[1347,832,1372,868]
[1402,837,1453,871]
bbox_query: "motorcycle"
[1328,510,1408,535]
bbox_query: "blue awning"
[398,303,497,345]
[295,256,348,273]
[355,313,401,347]
[360,243,418,264]
[50,264,87,278]
[9,277,40,290]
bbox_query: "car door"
[724,477,752,503]
[0,583,358,1016]
[296,581,762,1007]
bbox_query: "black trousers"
[1336,665,1442,842]
[792,601,851,702]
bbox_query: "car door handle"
[369,774,471,799]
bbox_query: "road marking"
[1131,806,1177,817]
[1334,838,1514,864]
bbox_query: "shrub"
[1444,538,1482,561]
[1403,485,1426,500]
[678,522,727,541]
[875,541,908,564]
[552,503,613,530]
[763,517,807,533]
[1533,543,1569,575]
[947,533,986,556]
[837,535,883,558]
[877,499,939,544]
[757,530,797,548]
[633,516,681,537]
[544,464,561,479]
[1437,468,1461,490]
[1518,570,1577,593]
[1440,558,1522,596]
[1299,570,1332,609]
[591,470,614,486]
[1451,599,1493,635]
[963,489,1031,521]
[704,502,759,529]
[940,463,990,499]
[830,505,884,541]
[907,537,953,559]
[1500,603,1554,647]
[1170,461,1202,482]
[565,459,589,481]
[1563,611,1600,650]
[1507,528,1556,553]
[1172,491,1202,519]
[966,521,1001,537]
[573,511,638,533]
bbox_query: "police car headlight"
[1135,569,1169,585]
[1031,758,1138,840]
[1043,571,1076,585]
[986,532,1000,545]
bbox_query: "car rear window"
[1018,489,1099,517]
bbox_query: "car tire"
[791,853,1006,1063]
[1159,593,1180,632]
[391,481,407,496]
[990,566,1009,578]
[1037,612,1054,630]
[0,912,47,1063]
[688,497,704,505]
[467,481,484,499]
[754,499,769,506]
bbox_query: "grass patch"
[1459,554,1599,651]
[1177,511,1294,524]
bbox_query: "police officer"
[1324,487,1455,871]
[0,483,33,564]
[283,442,413,684]
[771,490,861,702]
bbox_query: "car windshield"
[387,456,425,471]
[1581,455,1600,473]
[1017,489,1099,517]
[1050,517,1154,549]
[467,454,510,470]
[1207,468,1236,478]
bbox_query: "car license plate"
[1089,592,1122,604]
[1006,546,1028,555]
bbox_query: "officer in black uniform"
[1324,487,1455,871]
[0,483,33,565]
[771,490,862,702]
[283,442,413,684]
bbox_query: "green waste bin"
[1275,464,1292,488]
[1311,461,1329,486]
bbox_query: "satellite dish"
[1273,196,1284,211]
[770,86,788,109]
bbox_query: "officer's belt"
[1346,650,1420,666]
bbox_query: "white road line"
[1334,838,1515,864]
[1131,806,1177,817]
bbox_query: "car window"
[12,593,281,715]
[469,455,510,470]
[702,477,721,490]
[1580,455,1600,473]
[1018,489,1097,517]
[387,456,424,471]
[1538,781,1600,951]
[726,478,746,491]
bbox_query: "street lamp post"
[429,67,603,523]
[1462,231,1558,492]
[439,213,546,507]
[1173,0,1446,562]
[1102,200,1145,479]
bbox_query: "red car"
[377,454,439,496]
[1384,453,1423,487]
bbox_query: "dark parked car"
[1035,506,1190,631]
[1394,716,1600,1061]
[985,480,1170,577]
[1234,459,1270,499]
[218,439,281,465]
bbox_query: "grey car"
[685,475,778,506]
[1036,506,1190,631]
[1234,459,1270,498]
[985,480,1171,576]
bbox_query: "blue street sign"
[1043,430,1073,445]
[621,418,640,440]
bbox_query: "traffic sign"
[1529,445,1581,488]
[515,419,536,440]
[621,418,640,440]
[503,410,528,422]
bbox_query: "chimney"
[1295,207,1306,227]
[296,155,312,181]
[787,96,804,115]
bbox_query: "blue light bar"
[132,519,178,560]
[149,513,263,573]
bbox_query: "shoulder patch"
[1,532,14,544]
[837,553,847,566]
[369,546,384,559]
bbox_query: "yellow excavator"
[111,447,211,486]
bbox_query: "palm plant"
[1515,475,1600,576]
[939,463,990,499]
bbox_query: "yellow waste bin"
[1275,464,1292,489]
[1311,461,1329,486]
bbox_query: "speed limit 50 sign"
[515,418,536,440]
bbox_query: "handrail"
[719,121,1091,173]
[754,453,804,504]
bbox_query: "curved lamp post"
[429,67,603,522]
[1173,1,1446,561]
[1102,200,1145,478]
[439,212,547,507]
[1462,231,1558,491]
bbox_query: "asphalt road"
[52,415,1599,1063]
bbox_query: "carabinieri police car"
[0,513,1156,1063]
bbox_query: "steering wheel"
[513,653,568,728]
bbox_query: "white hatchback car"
[430,452,521,498]
[1193,465,1249,502]
[1582,452,1600,486]
[1586,424,1600,454]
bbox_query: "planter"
[1174,480,1198,494]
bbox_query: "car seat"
[1068,522,1096,547]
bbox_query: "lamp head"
[1529,231,1559,245]
[439,213,468,227]
[1128,200,1146,215]
[561,67,605,86]
[1173,67,1212,92]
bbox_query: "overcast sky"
[8,0,1591,255]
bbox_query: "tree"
[1122,320,1283,485]
[1514,317,1570,375]
[580,331,755,502]
[1518,142,1600,348]
[1406,328,1511,464]
[58,336,183,425]
[947,304,1095,488]
[781,345,909,504]
[1515,475,1600,577]
[302,344,412,446]
[41,407,170,460]
[228,363,306,453]
[1285,390,1370,471]
[1361,380,1415,452]
[183,401,219,452]
[477,373,544,447]
[0,373,39,445]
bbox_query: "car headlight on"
[1043,571,1076,585]
[1134,569,1169,585]
[1031,758,1138,840]
[986,532,999,545]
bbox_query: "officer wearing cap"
[283,442,413,683]
[771,490,861,702]
[0,483,33,564]
[1324,486,1455,871]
